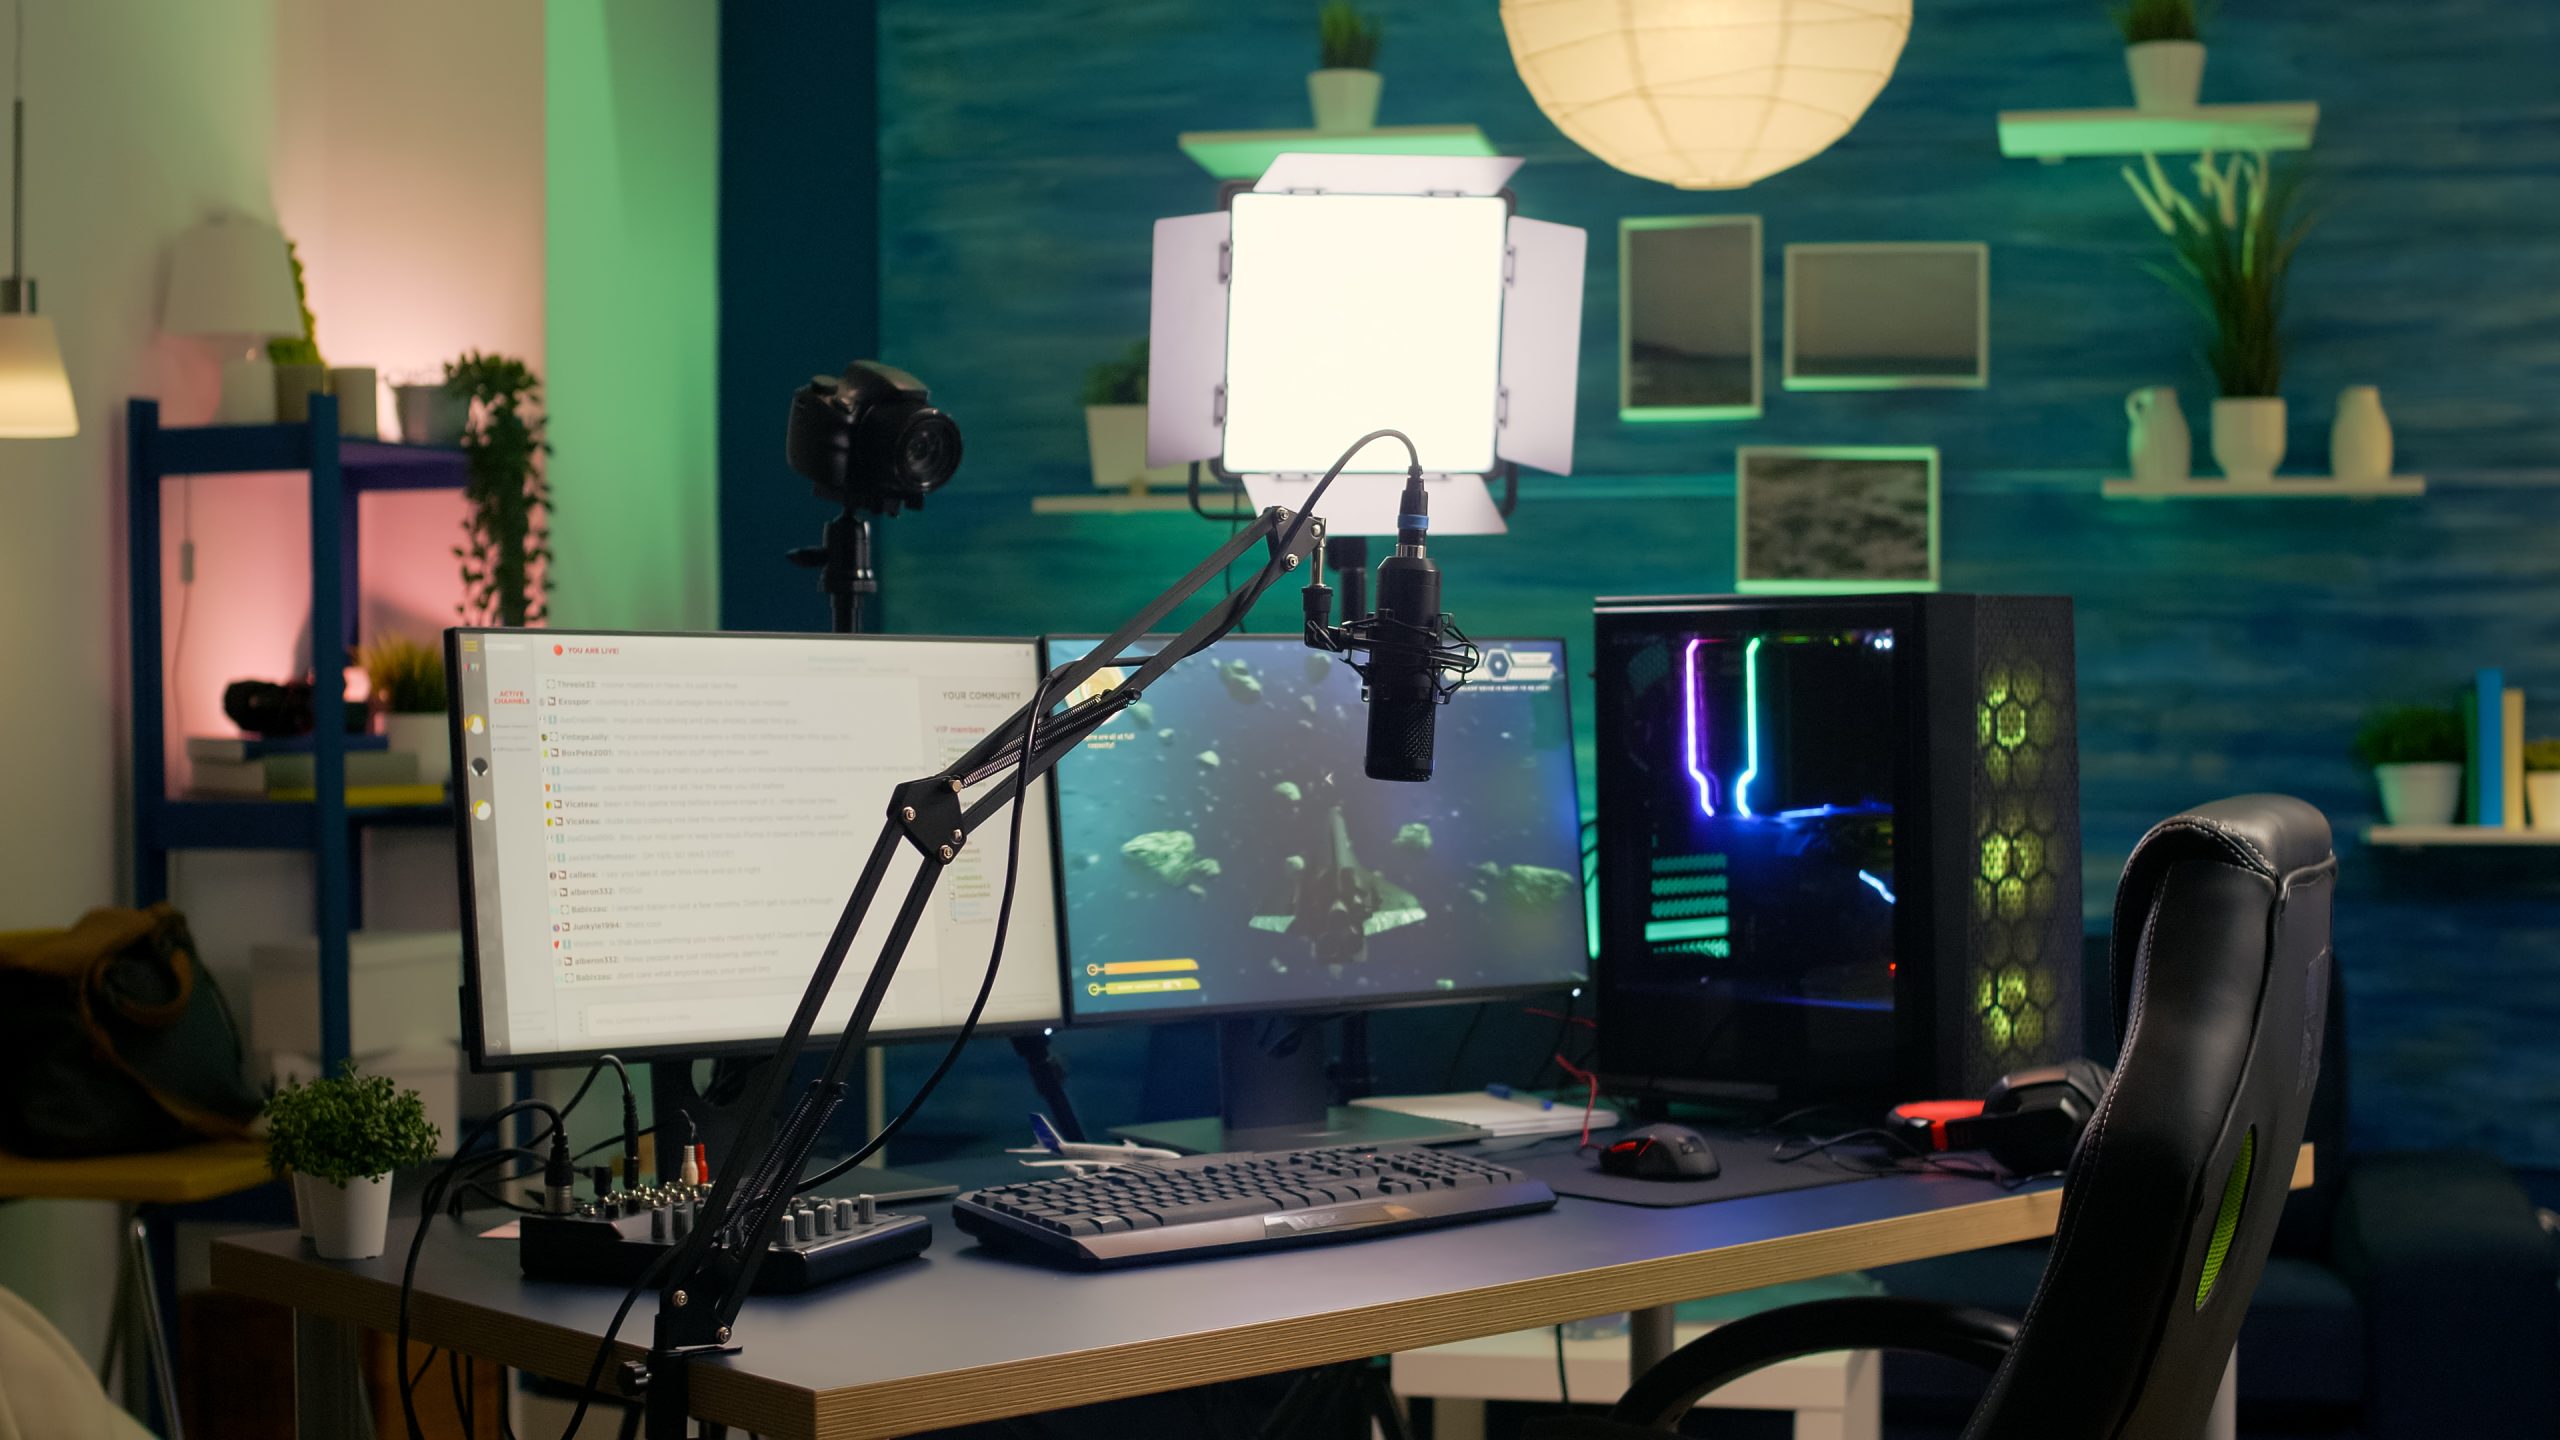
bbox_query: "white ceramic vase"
[1083,405,1186,492]
[2374,762,2463,828]
[2126,386,2192,485]
[2126,40,2205,112]
[307,1173,394,1260]
[2211,397,2286,481]
[2330,385,2392,482]
[1308,68,1382,133]
[384,711,451,790]
[2527,772,2560,833]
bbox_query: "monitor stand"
[1110,1016,1484,1155]
[647,1058,955,1202]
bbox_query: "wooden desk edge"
[211,1145,2316,1440]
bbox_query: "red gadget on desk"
[1887,1058,2112,1176]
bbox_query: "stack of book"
[185,734,444,805]
[2464,668,2527,831]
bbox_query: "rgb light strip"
[1734,636,1764,819]
[1682,638,1720,816]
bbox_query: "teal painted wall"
[726,0,2560,1163]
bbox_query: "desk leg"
[1628,1304,1676,1379]
[2204,1350,2237,1440]
[295,1310,375,1440]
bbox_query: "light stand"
[631,460,1401,1432]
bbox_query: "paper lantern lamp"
[1499,0,1912,190]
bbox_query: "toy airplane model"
[1003,1114,1183,1172]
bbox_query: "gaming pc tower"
[1592,594,2081,1104]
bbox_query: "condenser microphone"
[1362,477,1449,783]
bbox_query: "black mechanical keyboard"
[952,1145,1556,1269]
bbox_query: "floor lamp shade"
[163,214,302,338]
[1499,0,1912,190]
[0,313,76,437]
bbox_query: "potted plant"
[2526,739,2560,833]
[2123,151,2312,482]
[447,352,552,627]
[392,370,470,447]
[267,238,329,424]
[2114,0,2205,112]
[264,1064,440,1260]
[1082,340,1183,492]
[2352,703,2465,827]
[360,634,450,788]
[1311,2,1383,134]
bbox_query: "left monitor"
[449,629,1064,1070]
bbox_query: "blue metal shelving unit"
[127,395,470,1070]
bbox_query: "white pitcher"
[2127,386,2191,485]
[2331,385,2393,482]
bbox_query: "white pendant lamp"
[1500,0,1912,191]
[0,0,72,438]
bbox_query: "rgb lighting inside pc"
[1598,619,1903,1097]
[1046,635,1588,1021]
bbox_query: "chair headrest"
[2109,794,2334,1038]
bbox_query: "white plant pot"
[1084,405,1187,492]
[1308,68,1382,133]
[291,1171,316,1240]
[307,1173,394,1260]
[2126,40,2205,112]
[2374,762,2463,828]
[2211,397,2286,481]
[394,383,470,446]
[328,367,380,439]
[2330,385,2393,482]
[384,711,451,790]
[2527,772,2560,833]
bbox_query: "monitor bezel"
[448,625,1068,1074]
[1038,632,1589,1030]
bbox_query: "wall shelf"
[2366,825,2560,847]
[1031,491,1212,516]
[2103,474,2425,500]
[1178,124,1494,181]
[1998,103,2318,161]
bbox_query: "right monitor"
[1593,594,2083,1103]
[1044,634,1589,1023]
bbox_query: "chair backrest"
[1967,795,2335,1440]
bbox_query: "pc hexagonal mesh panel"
[1962,599,2081,1090]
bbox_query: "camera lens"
[893,409,963,495]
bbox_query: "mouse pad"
[1483,1127,1876,1208]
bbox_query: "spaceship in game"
[1249,804,1426,971]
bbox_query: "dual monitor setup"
[447,592,2082,1167]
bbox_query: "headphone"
[1888,1058,2112,1176]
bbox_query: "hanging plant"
[446,351,552,626]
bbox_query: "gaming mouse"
[1598,1123,1721,1181]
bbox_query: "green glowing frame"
[1619,214,1762,423]
[1733,445,1941,595]
[1782,242,1989,392]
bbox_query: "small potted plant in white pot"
[2353,703,2466,827]
[265,1063,440,1260]
[361,634,450,789]
[2115,0,2205,112]
[1310,1,1383,134]
[2525,739,2560,833]
[2124,151,2312,482]
[1082,341,1184,492]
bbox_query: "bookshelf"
[126,397,467,1070]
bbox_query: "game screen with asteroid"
[1046,635,1588,1020]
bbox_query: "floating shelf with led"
[2103,474,2424,501]
[1998,103,2318,162]
[2365,825,2560,848]
[1178,124,1494,181]
[1030,491,1204,516]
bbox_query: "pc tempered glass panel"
[1221,192,1507,476]
[452,630,1064,1065]
[1596,612,1900,1097]
[1046,636,1587,1021]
